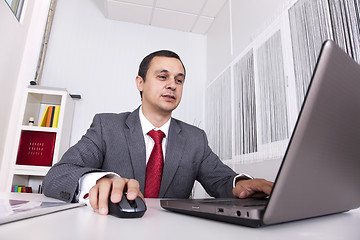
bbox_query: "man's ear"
[136,76,144,91]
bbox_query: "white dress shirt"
[139,106,170,163]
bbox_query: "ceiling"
[103,0,228,34]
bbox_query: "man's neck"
[141,106,171,128]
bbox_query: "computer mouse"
[108,193,147,218]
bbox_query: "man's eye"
[176,79,184,84]
[158,75,167,80]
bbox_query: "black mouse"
[108,193,147,218]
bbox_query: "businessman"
[43,50,273,215]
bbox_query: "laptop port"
[236,210,241,217]
[217,208,224,213]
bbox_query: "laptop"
[160,40,360,227]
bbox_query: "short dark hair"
[138,50,186,98]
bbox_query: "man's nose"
[166,78,176,90]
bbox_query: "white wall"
[0,1,30,173]
[0,0,52,190]
[206,1,232,84]
[41,0,207,145]
[207,0,294,81]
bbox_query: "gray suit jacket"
[43,107,237,202]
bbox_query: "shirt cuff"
[232,173,253,188]
[77,172,120,206]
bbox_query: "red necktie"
[145,130,165,198]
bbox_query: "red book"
[22,187,33,193]
[16,130,56,167]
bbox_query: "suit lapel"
[124,107,147,193]
[159,118,186,197]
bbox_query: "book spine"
[46,106,54,127]
[39,106,49,127]
[22,187,33,193]
[53,106,60,128]
[12,185,33,193]
[49,106,56,127]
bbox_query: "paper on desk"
[0,199,85,225]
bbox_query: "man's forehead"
[149,56,185,73]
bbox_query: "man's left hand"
[233,179,274,199]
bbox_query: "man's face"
[136,56,185,117]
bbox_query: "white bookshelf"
[5,86,74,193]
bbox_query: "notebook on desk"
[0,198,84,225]
[161,40,360,227]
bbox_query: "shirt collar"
[139,105,171,137]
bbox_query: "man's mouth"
[162,94,176,101]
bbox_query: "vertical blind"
[206,0,360,163]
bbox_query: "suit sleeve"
[42,114,107,202]
[196,130,238,198]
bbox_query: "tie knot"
[148,130,165,144]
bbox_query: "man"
[43,50,273,215]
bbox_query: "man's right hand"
[89,177,143,215]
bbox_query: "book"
[46,106,54,127]
[22,187,33,193]
[52,106,60,128]
[39,106,49,127]
[16,130,56,166]
[49,106,56,127]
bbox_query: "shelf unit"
[6,86,74,193]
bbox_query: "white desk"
[0,193,359,240]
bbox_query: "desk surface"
[0,193,359,240]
